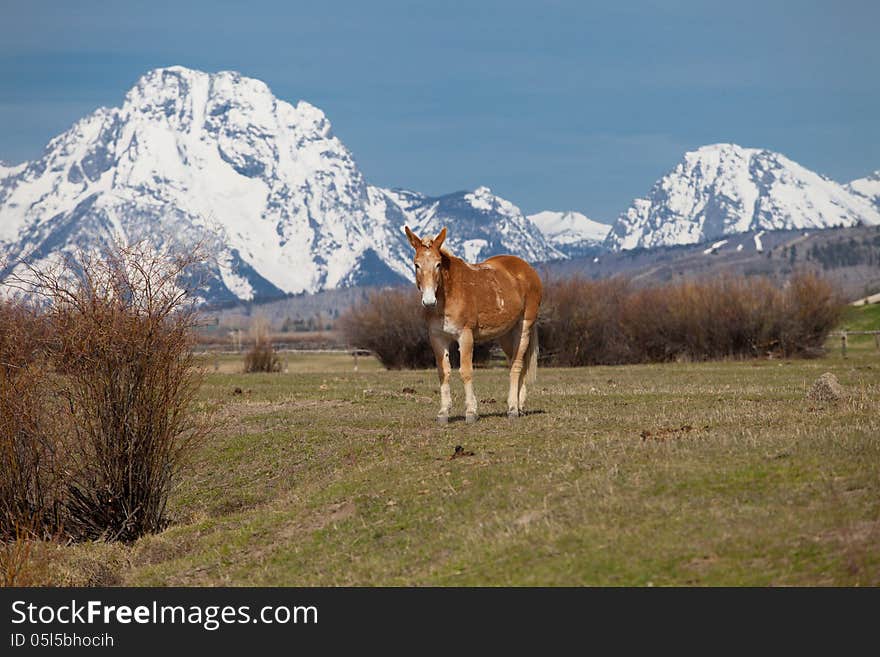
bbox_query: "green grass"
[841,303,880,332]
[835,303,880,356]
[45,346,880,587]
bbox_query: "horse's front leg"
[430,332,452,424]
[458,327,478,424]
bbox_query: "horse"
[404,226,543,424]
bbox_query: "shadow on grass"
[445,409,547,424]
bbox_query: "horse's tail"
[523,322,538,384]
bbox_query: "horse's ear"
[434,227,447,251]
[404,226,420,250]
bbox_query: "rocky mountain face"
[604,144,880,251]
[0,66,561,302]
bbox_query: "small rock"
[232,387,243,395]
[401,387,417,394]
[807,372,845,402]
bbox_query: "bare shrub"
[538,277,632,366]
[16,245,207,542]
[779,271,845,357]
[541,273,844,365]
[243,316,280,373]
[0,301,64,540]
[338,288,491,369]
[339,289,435,368]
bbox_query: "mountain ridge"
[0,66,560,302]
[2,69,878,303]
[604,143,880,251]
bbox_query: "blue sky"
[1,1,877,220]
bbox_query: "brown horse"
[404,226,543,424]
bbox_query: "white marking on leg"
[459,328,478,423]
[508,319,533,417]
[431,334,452,421]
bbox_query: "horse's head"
[404,226,447,308]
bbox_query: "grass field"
[22,307,880,587]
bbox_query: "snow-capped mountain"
[605,143,880,251]
[0,66,561,302]
[371,186,563,264]
[848,171,880,211]
[527,210,610,257]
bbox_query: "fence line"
[828,330,880,357]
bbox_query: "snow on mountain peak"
[605,143,880,251]
[0,67,562,302]
[370,186,564,264]
[848,170,880,211]
[528,210,610,257]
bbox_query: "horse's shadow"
[445,409,546,424]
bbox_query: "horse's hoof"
[437,415,449,425]
[507,410,519,419]
[466,413,478,425]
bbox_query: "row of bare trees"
[340,272,844,368]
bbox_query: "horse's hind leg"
[506,318,534,418]
[499,328,527,412]
[430,333,452,424]
[458,327,478,424]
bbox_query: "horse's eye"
[434,263,440,270]
[415,264,420,270]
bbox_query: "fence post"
[841,331,847,358]
[353,350,359,372]
[875,333,880,351]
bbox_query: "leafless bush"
[0,302,64,540]
[538,277,633,366]
[243,316,280,373]
[6,244,207,542]
[541,272,843,365]
[338,288,491,369]
[779,271,845,357]
[339,289,435,368]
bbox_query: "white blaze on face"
[421,285,437,307]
